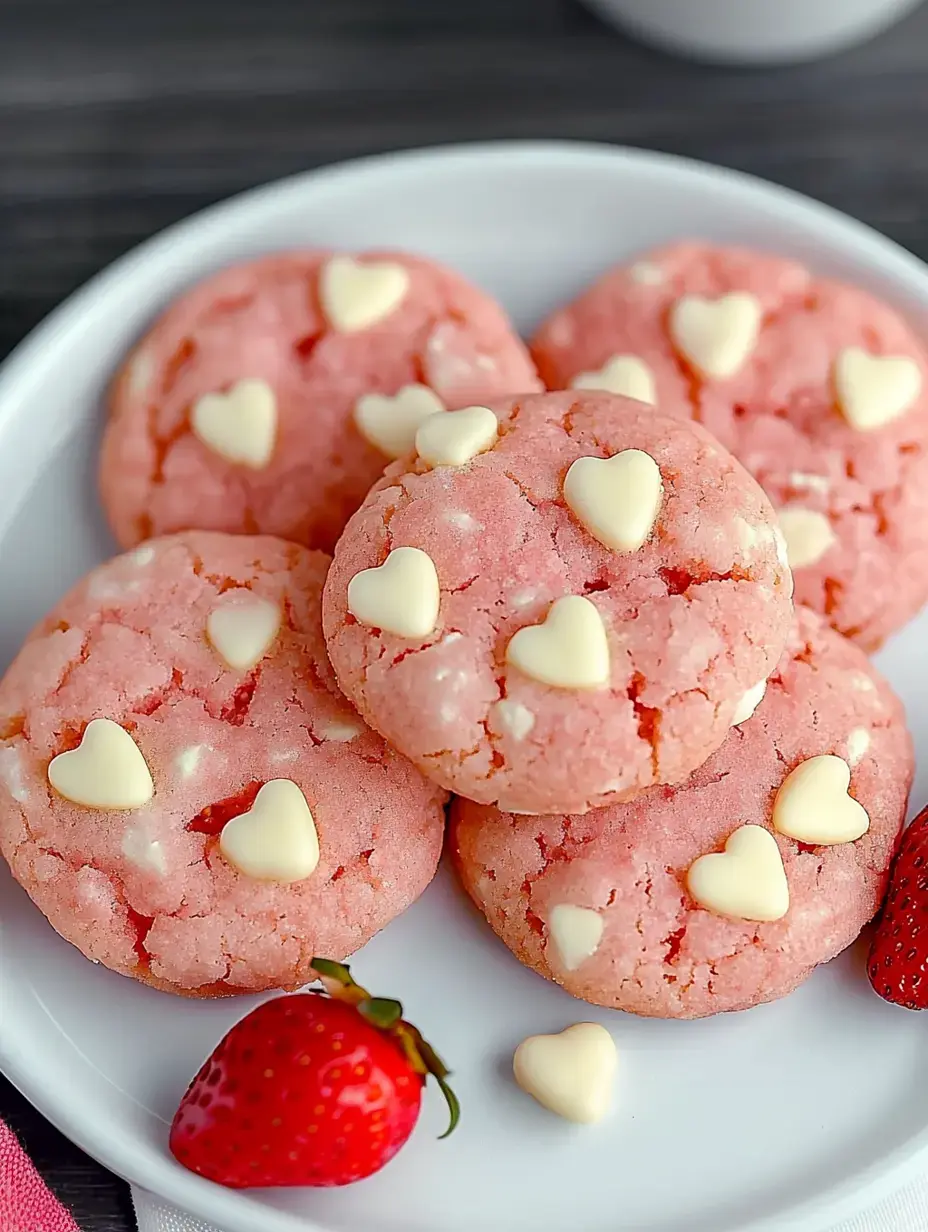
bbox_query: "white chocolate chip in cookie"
[354,385,445,459]
[207,592,281,671]
[48,719,154,810]
[320,255,409,333]
[846,727,871,767]
[493,699,535,741]
[570,355,656,405]
[318,717,366,742]
[834,347,922,431]
[564,449,663,552]
[629,261,665,286]
[175,744,207,779]
[219,780,319,883]
[513,1023,617,1124]
[347,546,440,639]
[415,405,499,468]
[773,754,869,845]
[687,825,789,922]
[548,904,604,971]
[777,508,835,569]
[669,293,762,379]
[128,348,154,396]
[191,379,277,469]
[0,745,28,802]
[506,596,610,690]
[731,679,767,726]
[121,821,168,876]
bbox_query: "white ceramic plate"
[1,142,928,1232]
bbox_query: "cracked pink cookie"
[100,251,540,553]
[322,390,793,814]
[532,241,928,649]
[0,531,446,997]
[452,607,913,1019]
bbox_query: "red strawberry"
[868,804,928,1009]
[169,959,458,1187]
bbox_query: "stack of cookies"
[0,242,918,1019]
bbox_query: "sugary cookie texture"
[323,390,793,815]
[452,607,912,1019]
[0,532,446,996]
[101,251,540,553]
[532,242,928,648]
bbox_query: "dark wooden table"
[3,0,928,1226]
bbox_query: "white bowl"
[2,142,928,1232]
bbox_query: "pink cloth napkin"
[0,1117,79,1232]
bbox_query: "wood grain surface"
[3,0,928,1226]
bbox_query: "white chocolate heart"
[773,754,870,845]
[354,385,445,458]
[415,405,499,468]
[563,449,663,552]
[669,293,762,379]
[731,679,767,727]
[687,825,789,922]
[207,592,281,671]
[777,508,835,570]
[570,355,656,405]
[347,546,440,639]
[506,596,609,690]
[191,379,277,469]
[548,905,604,971]
[48,719,154,810]
[513,1023,617,1124]
[834,347,922,431]
[219,780,319,882]
[320,255,409,333]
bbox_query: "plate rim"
[2,138,928,1232]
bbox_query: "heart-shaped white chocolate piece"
[191,379,277,469]
[513,1023,617,1124]
[834,347,922,431]
[219,780,319,882]
[506,596,609,690]
[207,592,281,671]
[415,405,499,468]
[48,719,154,810]
[347,546,440,639]
[320,255,409,333]
[777,508,835,570]
[687,825,789,922]
[564,449,663,552]
[354,385,445,458]
[669,293,762,379]
[731,679,767,727]
[570,355,657,405]
[773,754,870,845]
[548,905,604,971]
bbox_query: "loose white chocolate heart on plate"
[506,596,610,690]
[834,347,922,431]
[191,378,277,469]
[206,592,281,671]
[48,719,154,810]
[570,355,656,405]
[563,449,663,552]
[219,780,319,883]
[347,546,440,639]
[547,905,604,971]
[320,255,409,333]
[687,825,789,922]
[354,384,445,458]
[513,1023,617,1124]
[731,679,767,726]
[773,754,870,845]
[415,405,499,468]
[777,508,835,570]
[669,292,762,379]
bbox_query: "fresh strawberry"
[169,959,458,1187]
[868,804,928,1009]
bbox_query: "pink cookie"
[453,607,913,1019]
[322,390,793,814]
[0,532,446,996]
[100,251,540,552]
[532,242,928,649]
